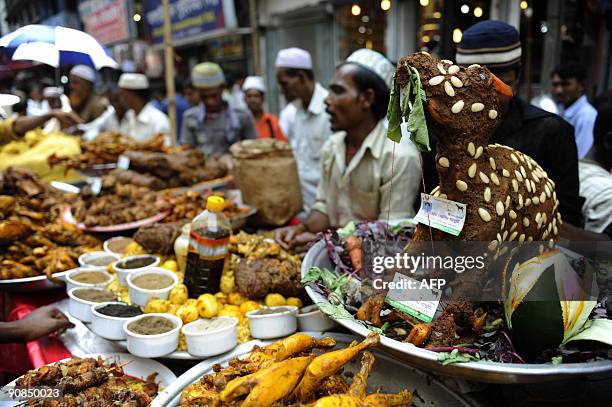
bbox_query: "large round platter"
[1,353,176,406]
[0,271,67,292]
[61,206,170,232]
[151,332,473,407]
[302,240,612,384]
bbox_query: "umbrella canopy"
[0,25,118,70]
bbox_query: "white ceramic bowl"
[65,267,113,293]
[78,251,120,268]
[297,304,337,332]
[246,306,298,339]
[123,313,183,358]
[113,254,160,285]
[127,267,178,307]
[181,316,238,357]
[90,301,143,340]
[103,236,135,256]
[67,287,117,323]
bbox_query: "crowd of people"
[0,20,611,251]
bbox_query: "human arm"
[0,306,73,343]
[240,111,257,140]
[180,111,196,146]
[573,113,596,159]
[10,110,83,137]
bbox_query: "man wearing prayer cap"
[275,47,333,214]
[68,64,108,123]
[276,49,421,250]
[118,73,169,142]
[453,20,582,227]
[181,62,256,156]
[243,76,286,141]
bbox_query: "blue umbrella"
[0,24,118,69]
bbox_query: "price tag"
[87,177,102,195]
[385,273,441,323]
[117,154,130,170]
[414,193,466,236]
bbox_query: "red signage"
[79,0,131,45]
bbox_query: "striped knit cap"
[456,20,521,73]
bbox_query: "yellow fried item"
[144,298,170,314]
[169,283,189,305]
[218,308,242,322]
[161,259,179,272]
[196,293,219,318]
[239,300,261,315]
[265,293,286,307]
[293,333,380,402]
[363,390,413,406]
[348,352,375,399]
[308,395,363,407]
[220,271,236,293]
[123,241,146,256]
[215,292,228,305]
[177,303,199,324]
[228,292,247,306]
[286,297,304,308]
[220,356,314,406]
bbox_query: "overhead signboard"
[143,0,237,46]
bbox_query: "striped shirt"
[578,160,612,233]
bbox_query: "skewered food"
[180,333,412,406]
[15,356,159,406]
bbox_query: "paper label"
[87,177,102,195]
[117,155,130,170]
[385,273,441,323]
[414,193,466,236]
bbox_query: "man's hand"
[292,231,317,255]
[275,224,306,250]
[51,110,84,129]
[18,306,74,342]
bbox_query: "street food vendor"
[275,47,333,213]
[68,65,108,123]
[243,75,286,141]
[181,62,256,156]
[118,73,170,142]
[450,20,583,227]
[276,49,421,251]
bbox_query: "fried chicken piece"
[293,333,380,402]
[356,294,385,327]
[0,220,31,244]
[318,375,350,397]
[219,356,314,406]
[347,352,375,399]
[363,390,413,406]
[0,195,15,216]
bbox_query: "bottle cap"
[207,196,225,212]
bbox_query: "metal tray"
[151,332,474,407]
[302,240,612,384]
[0,271,67,292]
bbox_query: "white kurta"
[120,102,169,142]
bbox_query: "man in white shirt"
[552,62,597,158]
[579,105,612,237]
[277,49,421,250]
[118,73,169,142]
[275,47,333,213]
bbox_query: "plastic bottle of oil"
[184,196,230,297]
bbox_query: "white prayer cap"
[346,49,395,89]
[275,47,312,70]
[69,64,96,82]
[0,94,20,107]
[43,86,63,98]
[242,76,265,93]
[118,73,149,90]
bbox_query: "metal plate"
[151,332,474,407]
[1,353,176,406]
[61,206,170,232]
[302,240,612,384]
[0,271,67,292]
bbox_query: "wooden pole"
[248,0,260,75]
[162,0,177,146]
